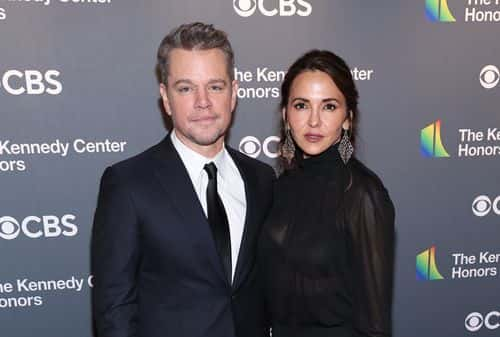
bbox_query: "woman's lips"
[304,133,324,142]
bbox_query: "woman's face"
[284,70,350,157]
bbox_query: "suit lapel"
[151,136,228,284]
[228,149,260,291]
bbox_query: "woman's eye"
[293,102,306,110]
[324,103,337,111]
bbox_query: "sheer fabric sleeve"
[349,185,395,337]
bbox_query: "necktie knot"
[204,162,217,180]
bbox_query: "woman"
[260,50,395,337]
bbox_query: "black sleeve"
[91,166,140,337]
[349,186,395,337]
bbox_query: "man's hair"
[157,22,235,84]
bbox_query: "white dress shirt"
[170,130,246,282]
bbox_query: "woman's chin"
[298,144,329,157]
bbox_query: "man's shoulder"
[114,142,157,168]
[103,138,167,179]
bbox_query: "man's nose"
[195,88,212,109]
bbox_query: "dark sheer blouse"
[260,145,395,337]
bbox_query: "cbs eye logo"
[233,0,257,17]
[465,312,484,332]
[465,311,500,332]
[239,136,280,159]
[0,216,21,240]
[479,65,499,89]
[472,195,500,217]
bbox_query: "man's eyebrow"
[172,79,194,86]
[207,79,228,85]
[172,79,228,86]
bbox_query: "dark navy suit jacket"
[91,136,274,337]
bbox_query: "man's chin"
[189,132,225,147]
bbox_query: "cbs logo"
[0,214,78,240]
[465,311,500,332]
[233,0,312,17]
[479,65,499,89]
[1,70,62,95]
[239,136,280,158]
[472,195,500,217]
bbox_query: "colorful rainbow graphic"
[417,246,445,281]
[421,120,450,157]
[426,0,456,22]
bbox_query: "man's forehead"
[172,78,228,87]
[169,48,226,64]
[167,48,230,81]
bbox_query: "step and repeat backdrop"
[1,0,499,336]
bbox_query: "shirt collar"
[170,130,229,180]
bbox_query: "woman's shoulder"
[348,158,387,192]
[347,158,393,210]
[343,159,395,230]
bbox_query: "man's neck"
[173,130,224,159]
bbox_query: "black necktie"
[204,162,232,283]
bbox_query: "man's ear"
[231,80,239,111]
[159,83,171,116]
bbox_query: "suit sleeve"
[91,166,141,337]
[350,186,395,337]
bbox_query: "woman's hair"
[279,49,359,170]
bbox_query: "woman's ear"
[342,111,352,130]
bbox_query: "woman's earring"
[338,128,353,164]
[282,125,296,163]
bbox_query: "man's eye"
[177,86,192,93]
[209,85,223,91]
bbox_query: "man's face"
[160,48,237,155]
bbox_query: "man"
[91,22,274,337]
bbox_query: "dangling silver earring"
[338,128,353,164]
[282,125,295,163]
